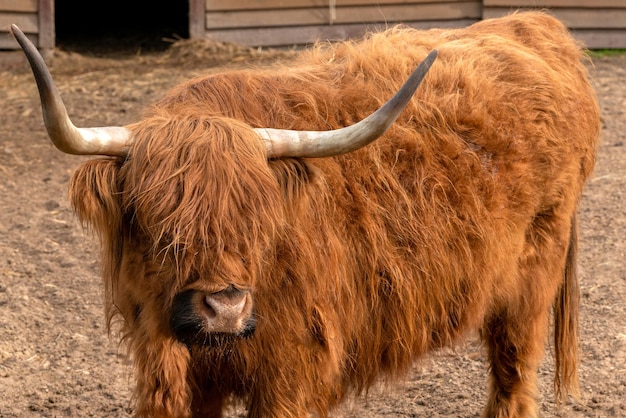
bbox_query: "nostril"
[203,296,218,319]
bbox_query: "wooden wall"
[483,0,626,49]
[197,0,482,47]
[0,0,53,50]
[197,0,626,48]
[2,0,626,51]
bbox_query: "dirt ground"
[0,34,624,418]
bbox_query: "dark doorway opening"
[55,0,189,55]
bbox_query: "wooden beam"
[190,0,206,38]
[206,2,482,29]
[38,0,54,48]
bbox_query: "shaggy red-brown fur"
[68,11,599,418]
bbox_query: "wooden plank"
[0,13,38,33]
[484,0,625,7]
[207,2,482,29]
[0,0,37,12]
[0,49,27,65]
[206,0,471,12]
[203,19,478,47]
[38,0,54,48]
[483,8,626,29]
[206,0,323,10]
[572,29,626,49]
[0,32,37,49]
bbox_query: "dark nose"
[202,286,251,333]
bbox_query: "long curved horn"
[11,24,132,156]
[255,49,437,159]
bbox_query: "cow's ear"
[69,159,123,234]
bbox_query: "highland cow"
[12,10,599,418]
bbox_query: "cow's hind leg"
[483,305,550,417]
[482,211,575,417]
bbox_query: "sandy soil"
[0,36,624,417]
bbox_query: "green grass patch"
[588,49,626,58]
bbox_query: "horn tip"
[10,24,22,36]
